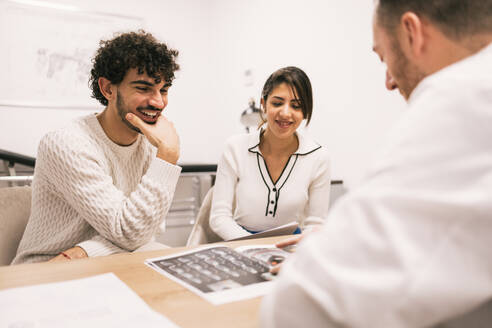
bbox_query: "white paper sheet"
[0,273,179,328]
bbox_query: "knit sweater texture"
[12,114,181,264]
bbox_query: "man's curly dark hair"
[89,30,179,106]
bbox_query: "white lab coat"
[261,43,492,328]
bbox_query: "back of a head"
[377,0,492,40]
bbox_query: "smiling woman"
[209,66,331,241]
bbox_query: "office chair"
[186,187,222,246]
[0,186,31,266]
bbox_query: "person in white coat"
[261,1,492,327]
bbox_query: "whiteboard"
[0,0,142,109]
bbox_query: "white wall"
[0,0,406,188]
[0,0,222,160]
[209,0,406,187]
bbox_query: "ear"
[400,12,425,57]
[98,77,116,103]
[260,98,265,111]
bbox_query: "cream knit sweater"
[12,114,181,264]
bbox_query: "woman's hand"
[275,234,304,249]
[269,235,304,274]
[270,226,323,274]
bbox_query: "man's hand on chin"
[126,113,180,164]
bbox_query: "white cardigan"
[209,129,331,240]
[260,44,492,328]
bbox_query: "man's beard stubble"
[390,38,426,100]
[116,90,141,134]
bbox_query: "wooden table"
[0,236,289,328]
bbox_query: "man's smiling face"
[115,68,171,133]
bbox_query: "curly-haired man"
[12,31,181,264]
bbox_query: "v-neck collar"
[245,127,323,218]
[256,152,298,186]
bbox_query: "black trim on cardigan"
[247,130,322,218]
[294,145,322,156]
[278,154,298,191]
[264,154,292,185]
[274,154,298,215]
[255,152,299,218]
[256,153,272,216]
